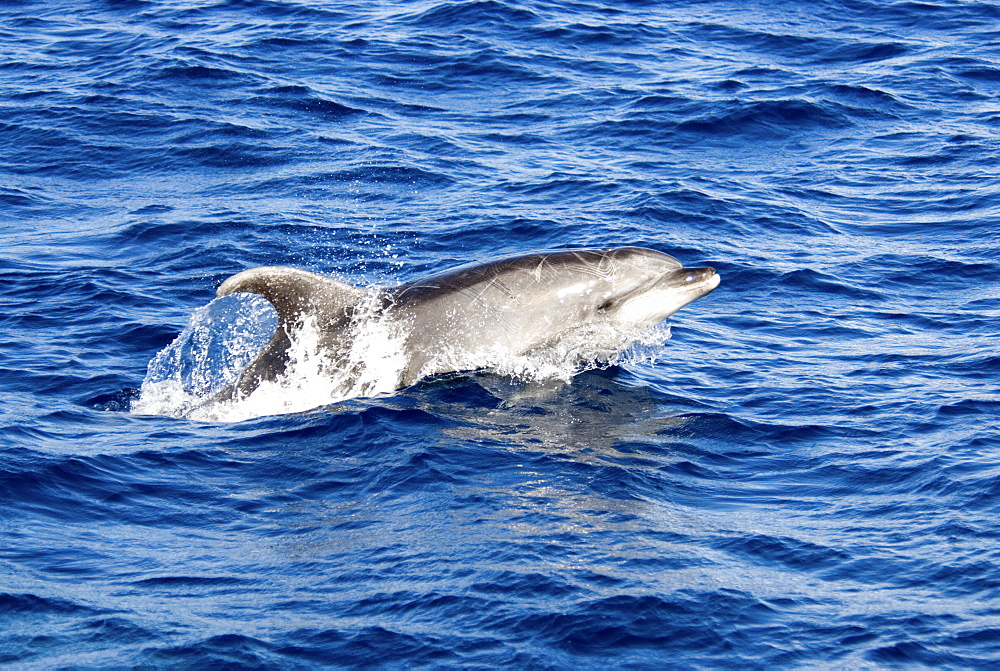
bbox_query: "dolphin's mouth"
[607,266,719,305]
[609,265,720,324]
[706,270,721,291]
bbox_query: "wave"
[3,0,1000,667]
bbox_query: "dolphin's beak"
[667,267,720,295]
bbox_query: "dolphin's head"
[590,247,720,325]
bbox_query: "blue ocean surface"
[2,0,999,667]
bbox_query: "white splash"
[132,294,671,423]
[131,294,276,420]
[413,321,671,385]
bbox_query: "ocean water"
[2,0,999,667]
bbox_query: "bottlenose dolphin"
[215,247,720,401]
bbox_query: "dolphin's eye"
[597,298,615,312]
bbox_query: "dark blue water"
[3,0,999,667]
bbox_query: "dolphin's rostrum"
[215,247,720,401]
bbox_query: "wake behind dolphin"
[134,247,719,421]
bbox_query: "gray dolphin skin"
[215,247,720,400]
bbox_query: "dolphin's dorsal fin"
[217,266,366,331]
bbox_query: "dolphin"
[214,247,720,401]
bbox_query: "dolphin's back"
[392,247,673,303]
